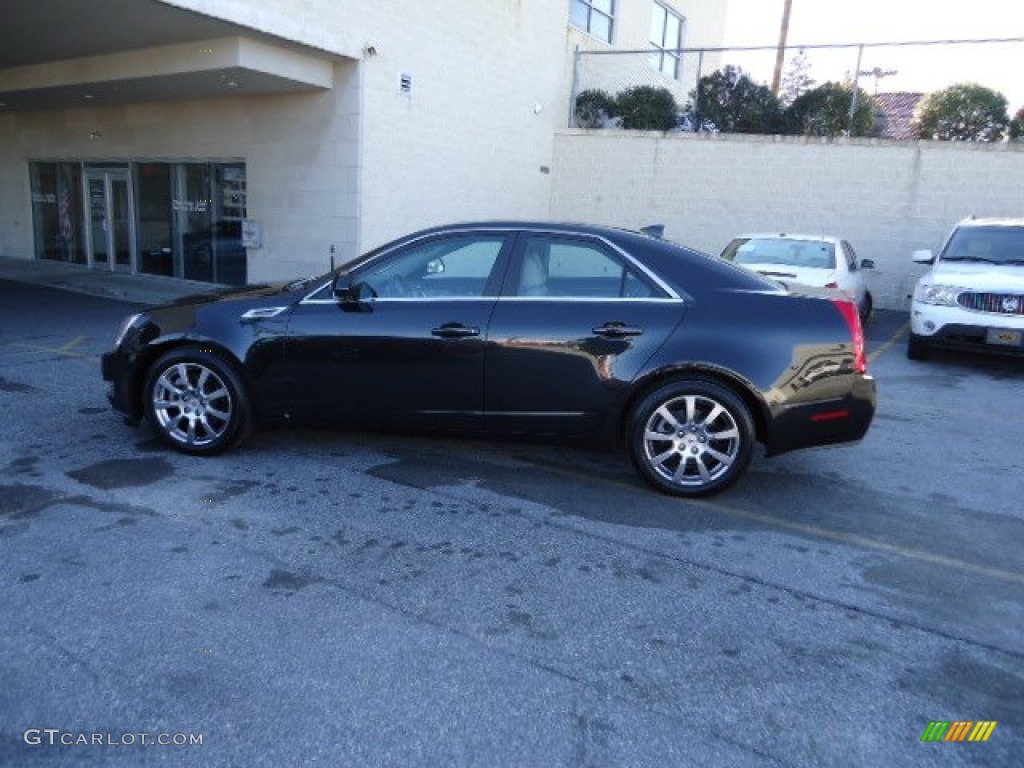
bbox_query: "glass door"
[84,168,136,273]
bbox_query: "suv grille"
[958,292,1024,315]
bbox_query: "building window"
[28,160,246,285]
[571,0,615,43]
[29,162,85,264]
[649,3,684,79]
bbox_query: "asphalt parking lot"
[1,278,1022,767]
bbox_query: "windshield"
[722,238,836,269]
[941,226,1024,264]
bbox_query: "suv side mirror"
[860,258,875,270]
[912,249,935,265]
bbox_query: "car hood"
[164,277,322,307]
[927,261,1024,291]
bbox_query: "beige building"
[0,0,727,285]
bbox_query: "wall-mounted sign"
[241,219,262,249]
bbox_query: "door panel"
[284,300,496,429]
[85,169,135,272]
[87,177,109,267]
[281,232,512,429]
[485,233,684,436]
[110,177,133,272]
[485,300,683,435]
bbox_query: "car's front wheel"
[628,379,755,497]
[143,347,251,455]
[906,333,931,361]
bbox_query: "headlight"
[112,313,143,348]
[914,284,962,306]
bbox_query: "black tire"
[143,347,251,455]
[627,378,755,497]
[859,292,873,326]
[906,333,931,361]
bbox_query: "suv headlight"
[914,284,962,306]
[112,313,143,349]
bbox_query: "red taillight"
[831,299,866,374]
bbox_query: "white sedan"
[720,234,874,323]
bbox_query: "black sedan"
[102,222,876,496]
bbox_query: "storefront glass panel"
[136,163,173,277]
[175,163,214,282]
[30,159,245,285]
[30,162,85,264]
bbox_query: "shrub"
[615,86,678,131]
[574,89,619,129]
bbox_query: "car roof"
[731,233,842,243]
[954,217,1024,228]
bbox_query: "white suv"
[909,218,1024,360]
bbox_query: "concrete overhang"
[0,0,345,111]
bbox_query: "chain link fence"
[569,38,1024,131]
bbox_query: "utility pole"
[771,0,793,94]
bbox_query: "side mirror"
[426,258,445,275]
[860,258,875,270]
[912,249,935,265]
[331,272,355,300]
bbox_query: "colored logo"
[921,721,997,742]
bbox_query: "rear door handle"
[431,323,480,338]
[593,322,644,338]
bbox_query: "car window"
[724,238,836,269]
[358,235,506,298]
[943,226,1024,264]
[515,236,655,298]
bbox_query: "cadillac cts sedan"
[102,222,877,497]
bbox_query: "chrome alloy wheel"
[641,394,742,489]
[151,362,234,448]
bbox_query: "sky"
[722,0,1024,110]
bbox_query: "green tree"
[785,82,875,138]
[1009,106,1024,141]
[781,49,816,106]
[687,65,783,134]
[615,86,678,131]
[913,83,1009,142]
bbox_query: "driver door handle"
[431,323,480,338]
[593,322,644,338]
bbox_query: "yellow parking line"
[10,342,90,359]
[59,335,88,353]
[533,462,1024,587]
[689,496,1024,586]
[868,321,910,363]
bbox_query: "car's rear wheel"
[628,379,755,497]
[907,333,931,361]
[144,347,251,455]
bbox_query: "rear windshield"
[941,226,1024,265]
[722,238,836,269]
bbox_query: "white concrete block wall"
[550,130,1024,309]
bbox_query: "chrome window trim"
[298,225,683,303]
[496,296,685,304]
